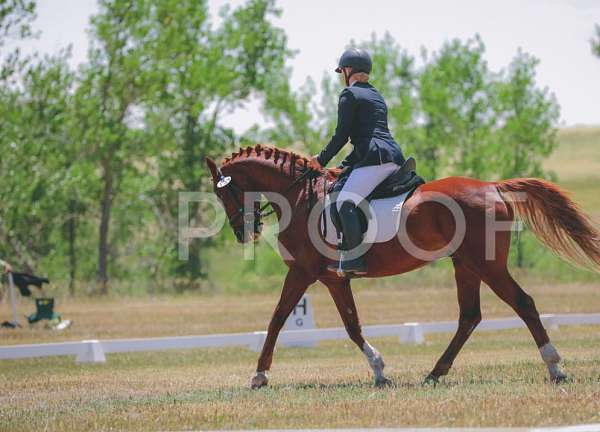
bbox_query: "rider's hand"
[308,156,323,172]
[330,167,342,177]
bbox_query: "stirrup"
[336,259,346,278]
[326,256,367,278]
[326,260,346,278]
[327,235,347,277]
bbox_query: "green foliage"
[0,0,292,294]
[135,0,290,282]
[0,51,77,273]
[412,37,558,182]
[592,24,600,58]
[493,50,560,179]
[418,36,494,179]
[0,0,35,45]
[0,4,583,295]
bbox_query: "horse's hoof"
[375,377,393,388]
[422,374,439,386]
[250,372,269,389]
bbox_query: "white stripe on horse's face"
[539,342,567,381]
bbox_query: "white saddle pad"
[320,190,412,245]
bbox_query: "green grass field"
[1,127,600,431]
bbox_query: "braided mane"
[221,144,309,165]
[219,144,339,180]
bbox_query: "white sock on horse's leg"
[363,341,387,383]
[539,342,566,381]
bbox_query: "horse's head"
[206,157,263,243]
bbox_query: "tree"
[592,24,600,58]
[257,73,311,145]
[418,36,496,179]
[494,50,559,180]
[0,0,35,46]
[0,52,77,274]
[135,0,291,283]
[72,0,145,294]
[0,0,35,84]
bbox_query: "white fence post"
[76,340,106,363]
[540,314,559,331]
[400,322,425,344]
[7,272,20,327]
[249,331,267,353]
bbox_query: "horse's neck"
[238,160,300,197]
[235,159,311,256]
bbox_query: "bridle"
[216,169,266,237]
[216,168,316,238]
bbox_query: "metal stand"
[7,272,20,327]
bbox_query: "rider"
[308,48,405,277]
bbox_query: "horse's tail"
[497,178,600,271]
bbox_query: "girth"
[325,157,426,238]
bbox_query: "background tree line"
[1,0,594,295]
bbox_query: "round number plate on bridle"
[217,176,232,189]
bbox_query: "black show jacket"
[317,81,405,169]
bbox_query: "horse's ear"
[205,157,219,181]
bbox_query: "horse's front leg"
[321,277,391,387]
[251,267,315,389]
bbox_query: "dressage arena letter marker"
[282,294,316,347]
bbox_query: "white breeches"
[336,162,399,211]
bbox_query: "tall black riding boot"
[327,201,367,277]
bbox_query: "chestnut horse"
[205,144,600,389]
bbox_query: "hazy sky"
[12,0,600,132]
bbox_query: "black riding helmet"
[335,48,372,74]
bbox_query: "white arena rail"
[1,312,600,363]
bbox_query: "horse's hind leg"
[425,257,482,384]
[480,266,567,382]
[321,277,391,387]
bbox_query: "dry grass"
[1,281,600,430]
[1,327,599,430]
[545,126,600,219]
[546,127,600,183]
